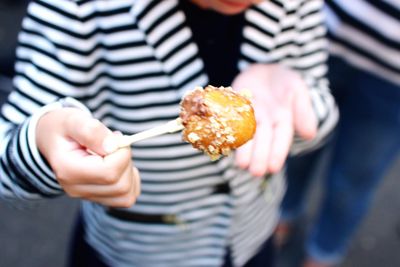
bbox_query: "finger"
[103,146,132,173]
[235,103,264,169]
[248,118,274,177]
[64,111,116,156]
[292,79,317,140]
[58,146,132,185]
[132,167,141,198]
[268,115,294,173]
[87,188,137,208]
[65,163,134,198]
[235,139,254,169]
[87,167,138,208]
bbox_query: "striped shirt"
[0,1,337,266]
[325,0,400,85]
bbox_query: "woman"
[0,0,337,266]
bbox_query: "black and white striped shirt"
[325,0,400,85]
[0,1,337,266]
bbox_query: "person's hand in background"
[232,64,317,177]
[36,108,141,207]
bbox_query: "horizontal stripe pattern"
[325,0,400,85]
[0,0,337,266]
[241,0,338,155]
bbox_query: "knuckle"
[54,169,69,184]
[66,111,84,128]
[81,119,103,139]
[120,195,136,208]
[132,166,140,178]
[132,167,141,181]
[102,169,120,184]
[118,202,131,208]
[102,175,118,185]
[114,179,131,195]
[118,150,132,166]
[65,188,80,198]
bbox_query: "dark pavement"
[0,197,79,267]
[276,158,400,267]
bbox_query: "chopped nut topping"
[187,132,200,142]
[179,85,256,160]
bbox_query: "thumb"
[65,110,118,156]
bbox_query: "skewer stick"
[117,118,184,148]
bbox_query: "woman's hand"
[36,108,140,208]
[232,64,317,176]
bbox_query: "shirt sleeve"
[286,0,339,155]
[0,0,84,201]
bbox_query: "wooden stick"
[118,118,184,147]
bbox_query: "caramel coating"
[180,85,256,160]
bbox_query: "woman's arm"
[232,0,338,177]
[0,0,140,207]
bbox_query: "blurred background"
[0,1,399,267]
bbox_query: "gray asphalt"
[0,2,399,267]
[276,158,400,267]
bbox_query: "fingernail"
[103,136,119,154]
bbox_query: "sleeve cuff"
[10,97,90,196]
[290,105,338,155]
[290,80,339,155]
